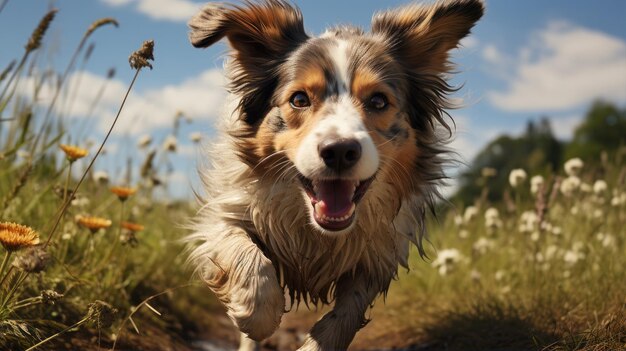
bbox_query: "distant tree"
[454,118,562,204]
[565,100,626,162]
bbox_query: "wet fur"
[186,0,483,349]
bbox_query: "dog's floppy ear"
[371,0,483,132]
[372,0,483,73]
[189,1,309,125]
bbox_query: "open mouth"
[298,175,374,231]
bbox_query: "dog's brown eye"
[290,92,310,109]
[369,93,388,110]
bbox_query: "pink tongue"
[316,180,355,217]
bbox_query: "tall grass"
[0,8,197,350]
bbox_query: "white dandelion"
[432,249,464,276]
[564,158,583,176]
[484,207,502,229]
[530,175,544,195]
[463,206,479,223]
[509,168,527,188]
[93,171,109,184]
[560,176,581,197]
[593,180,607,194]
[472,237,494,255]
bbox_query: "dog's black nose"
[318,138,362,171]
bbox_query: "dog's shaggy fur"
[186,1,483,349]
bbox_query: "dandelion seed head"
[508,168,527,188]
[472,237,493,255]
[580,182,592,193]
[432,249,464,276]
[484,207,502,229]
[530,175,544,195]
[593,180,608,194]
[463,206,478,223]
[518,211,538,233]
[560,176,581,197]
[610,191,626,206]
[564,157,583,176]
[93,171,110,184]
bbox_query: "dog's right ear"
[189,1,309,125]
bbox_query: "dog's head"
[190,0,483,235]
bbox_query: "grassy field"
[1,6,625,351]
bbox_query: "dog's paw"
[228,255,284,340]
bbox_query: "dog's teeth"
[316,203,356,223]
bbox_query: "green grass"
[347,161,626,350]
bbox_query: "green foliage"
[455,100,626,205]
[565,100,626,162]
[455,118,562,203]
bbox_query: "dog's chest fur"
[252,179,425,304]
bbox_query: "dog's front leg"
[199,229,284,344]
[298,270,384,350]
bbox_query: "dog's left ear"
[372,0,484,74]
[371,0,483,131]
[189,1,309,125]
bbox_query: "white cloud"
[550,114,582,140]
[459,36,479,50]
[21,68,227,135]
[482,44,504,65]
[100,0,202,22]
[486,21,626,112]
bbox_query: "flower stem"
[11,297,42,311]
[0,271,27,309]
[0,251,12,287]
[63,161,72,204]
[25,316,90,351]
[43,68,143,249]
[0,266,13,289]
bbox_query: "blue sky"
[1,0,625,198]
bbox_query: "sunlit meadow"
[0,4,624,351]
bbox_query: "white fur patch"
[328,39,350,93]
